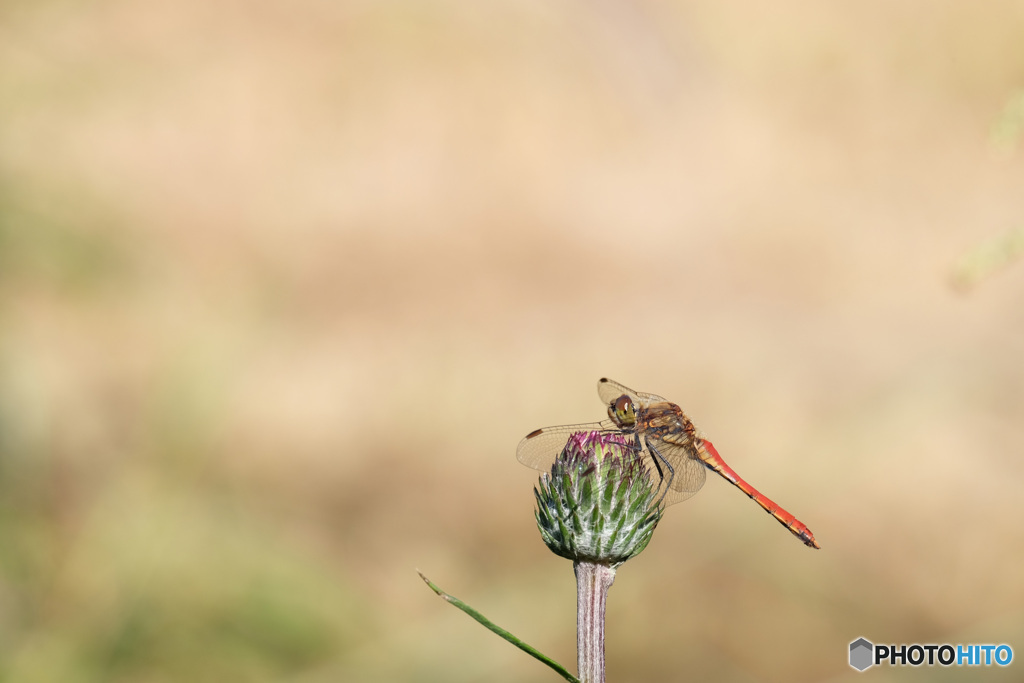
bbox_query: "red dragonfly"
[517,378,819,549]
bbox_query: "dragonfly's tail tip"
[798,531,820,549]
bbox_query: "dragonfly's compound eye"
[614,395,636,426]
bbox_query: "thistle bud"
[534,431,663,566]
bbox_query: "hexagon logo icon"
[850,638,874,671]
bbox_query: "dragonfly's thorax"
[608,394,700,446]
[636,401,697,443]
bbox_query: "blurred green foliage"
[0,180,129,296]
[990,89,1024,152]
[0,187,373,680]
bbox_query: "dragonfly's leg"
[646,441,675,507]
[638,434,665,479]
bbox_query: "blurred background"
[2,1,1023,681]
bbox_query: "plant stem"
[574,561,616,683]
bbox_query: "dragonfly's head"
[607,394,638,430]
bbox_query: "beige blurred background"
[2,1,1023,681]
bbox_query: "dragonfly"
[517,378,819,549]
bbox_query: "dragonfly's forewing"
[515,421,619,471]
[597,378,637,406]
[597,377,667,407]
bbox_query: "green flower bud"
[534,431,664,566]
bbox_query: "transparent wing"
[645,439,707,507]
[597,377,667,408]
[597,378,637,406]
[515,420,618,471]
